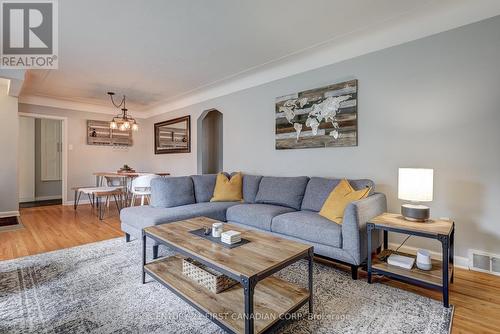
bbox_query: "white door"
[18,116,35,202]
[40,119,62,181]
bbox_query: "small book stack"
[221,231,241,245]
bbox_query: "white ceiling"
[19,0,500,115]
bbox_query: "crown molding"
[7,78,24,97]
[0,69,26,97]
[143,0,500,118]
[19,94,146,118]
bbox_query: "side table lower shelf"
[372,250,453,288]
[144,255,310,334]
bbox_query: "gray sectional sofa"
[120,174,387,279]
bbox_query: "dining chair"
[104,176,127,207]
[130,174,158,206]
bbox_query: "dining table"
[93,171,170,187]
[93,171,170,204]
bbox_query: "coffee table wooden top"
[370,213,454,236]
[144,217,312,278]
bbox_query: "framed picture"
[275,79,358,149]
[154,115,191,154]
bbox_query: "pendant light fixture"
[108,92,139,131]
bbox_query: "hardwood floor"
[0,204,122,261]
[317,258,500,334]
[1,204,499,333]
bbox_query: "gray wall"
[19,104,149,202]
[34,118,62,199]
[145,16,500,258]
[0,88,18,214]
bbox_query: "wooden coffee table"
[142,217,314,334]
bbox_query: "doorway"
[18,114,65,208]
[197,109,223,174]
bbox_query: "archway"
[197,109,223,174]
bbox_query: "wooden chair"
[73,186,125,220]
[94,188,125,220]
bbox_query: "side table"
[367,213,455,308]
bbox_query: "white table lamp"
[398,168,433,221]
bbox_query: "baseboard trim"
[35,195,62,201]
[388,242,469,270]
[0,211,20,218]
[63,199,90,206]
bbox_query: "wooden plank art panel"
[154,115,191,154]
[87,120,133,146]
[275,79,358,149]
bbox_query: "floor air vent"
[492,257,500,275]
[469,250,500,276]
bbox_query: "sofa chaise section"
[120,175,239,257]
[120,201,238,239]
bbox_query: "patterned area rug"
[0,238,453,333]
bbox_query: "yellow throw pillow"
[210,172,243,202]
[319,179,371,224]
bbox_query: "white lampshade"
[398,168,434,202]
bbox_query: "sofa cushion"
[255,176,309,210]
[150,176,195,208]
[271,211,342,248]
[242,175,263,203]
[120,202,238,230]
[301,177,374,212]
[226,204,295,231]
[191,174,217,203]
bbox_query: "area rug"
[0,238,453,333]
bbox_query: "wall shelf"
[87,120,133,146]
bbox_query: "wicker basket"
[182,258,237,294]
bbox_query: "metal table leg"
[450,227,455,283]
[383,230,388,250]
[74,190,81,210]
[242,276,256,334]
[142,232,147,284]
[97,196,104,220]
[440,234,450,308]
[113,194,122,213]
[367,223,373,284]
[308,248,314,313]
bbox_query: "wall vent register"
[469,249,500,276]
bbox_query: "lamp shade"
[398,168,434,202]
